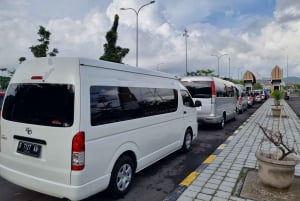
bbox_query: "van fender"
[107,142,139,174]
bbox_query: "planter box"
[272,107,281,117]
[256,152,298,189]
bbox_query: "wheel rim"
[185,132,192,149]
[116,164,132,191]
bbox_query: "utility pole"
[183,29,189,76]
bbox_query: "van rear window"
[2,83,74,127]
[181,81,212,98]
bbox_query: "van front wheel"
[109,155,135,198]
[181,129,193,152]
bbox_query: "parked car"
[235,85,248,113]
[261,90,269,100]
[246,91,254,107]
[253,90,263,103]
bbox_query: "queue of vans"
[0,57,200,200]
[0,57,257,200]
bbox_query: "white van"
[181,76,238,128]
[235,84,248,113]
[0,57,199,200]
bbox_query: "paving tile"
[174,99,300,201]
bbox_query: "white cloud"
[1,0,300,79]
[47,11,109,58]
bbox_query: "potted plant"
[271,90,283,117]
[256,122,299,189]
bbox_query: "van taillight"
[211,81,216,104]
[239,97,243,104]
[72,132,85,171]
[211,81,216,95]
[31,76,43,80]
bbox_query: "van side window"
[181,90,194,107]
[90,86,178,126]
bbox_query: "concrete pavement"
[164,98,300,201]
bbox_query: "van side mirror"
[194,100,202,107]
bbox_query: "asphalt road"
[286,93,300,118]
[0,103,262,201]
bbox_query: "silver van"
[181,76,238,129]
[235,84,248,113]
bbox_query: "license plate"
[17,141,42,157]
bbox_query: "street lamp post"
[183,29,189,75]
[286,55,289,84]
[211,53,228,76]
[237,67,243,80]
[228,56,231,78]
[120,1,155,67]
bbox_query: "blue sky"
[202,1,275,29]
[1,0,300,78]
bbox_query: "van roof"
[180,76,214,82]
[16,57,178,80]
[79,57,179,79]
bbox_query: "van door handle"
[183,111,187,114]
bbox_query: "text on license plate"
[17,141,42,157]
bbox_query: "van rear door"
[181,81,213,115]
[1,83,76,185]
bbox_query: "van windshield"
[2,83,74,127]
[181,81,212,98]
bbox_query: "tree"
[19,25,59,61]
[100,14,129,63]
[30,26,59,57]
[253,82,263,89]
[187,69,218,77]
[197,69,217,76]
[0,68,12,90]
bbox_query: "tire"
[218,116,225,129]
[239,107,243,114]
[181,129,193,152]
[108,155,135,198]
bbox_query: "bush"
[272,90,283,101]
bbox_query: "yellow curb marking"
[203,154,216,164]
[227,136,234,141]
[217,144,225,150]
[180,171,200,186]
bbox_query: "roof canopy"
[243,70,256,83]
[271,65,282,80]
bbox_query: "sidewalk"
[165,98,300,201]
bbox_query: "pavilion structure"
[243,70,256,91]
[271,65,282,91]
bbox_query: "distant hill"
[283,76,300,84]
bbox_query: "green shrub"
[272,90,283,101]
